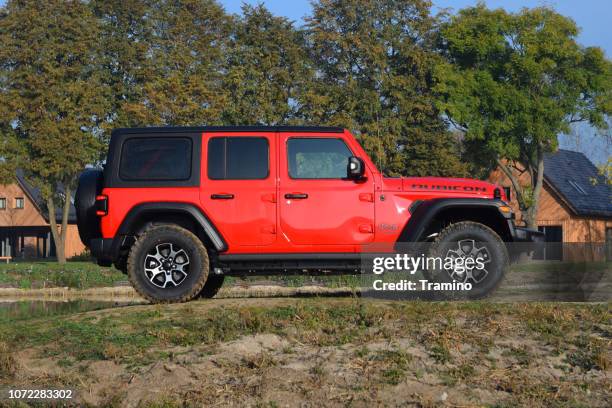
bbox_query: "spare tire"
[75,169,104,246]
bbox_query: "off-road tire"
[426,221,508,300]
[197,274,225,298]
[127,225,209,303]
[114,256,128,275]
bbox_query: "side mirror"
[347,156,365,180]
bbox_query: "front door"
[278,134,375,247]
[200,132,277,248]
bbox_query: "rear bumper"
[89,238,115,267]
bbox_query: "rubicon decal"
[411,184,487,192]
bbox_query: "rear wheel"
[127,225,209,303]
[426,221,508,299]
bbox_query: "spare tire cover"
[75,169,103,246]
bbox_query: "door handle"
[211,193,234,200]
[284,193,308,199]
[359,224,374,233]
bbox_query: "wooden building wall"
[0,183,47,226]
[64,225,85,258]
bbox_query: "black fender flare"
[116,202,227,252]
[396,198,514,244]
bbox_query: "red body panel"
[100,187,201,238]
[278,132,375,247]
[200,131,277,248]
[100,130,503,254]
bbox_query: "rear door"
[278,133,375,246]
[200,132,277,248]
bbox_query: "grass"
[375,349,413,385]
[224,274,363,288]
[0,341,16,378]
[0,299,609,407]
[0,261,125,289]
[0,300,608,368]
[0,259,609,290]
[0,261,364,290]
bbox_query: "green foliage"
[0,0,111,260]
[0,0,109,180]
[90,0,156,130]
[93,0,230,127]
[435,4,611,224]
[301,0,468,177]
[221,4,310,125]
[592,156,612,186]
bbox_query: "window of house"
[119,137,192,181]
[287,138,353,179]
[0,198,5,210]
[15,197,24,209]
[207,137,269,180]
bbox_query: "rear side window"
[208,137,269,180]
[119,138,192,181]
[287,138,352,179]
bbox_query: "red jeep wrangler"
[75,126,541,302]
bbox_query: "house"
[0,172,85,260]
[489,149,612,260]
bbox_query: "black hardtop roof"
[111,126,345,136]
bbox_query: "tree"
[435,4,611,227]
[118,0,229,126]
[93,0,230,127]
[301,0,468,177]
[0,0,109,262]
[221,4,311,125]
[91,0,156,130]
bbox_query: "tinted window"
[119,138,192,181]
[287,138,352,179]
[208,137,269,180]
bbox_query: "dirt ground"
[1,297,610,407]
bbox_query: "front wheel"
[197,274,225,298]
[426,221,508,299]
[127,225,209,303]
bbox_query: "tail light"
[95,195,108,216]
